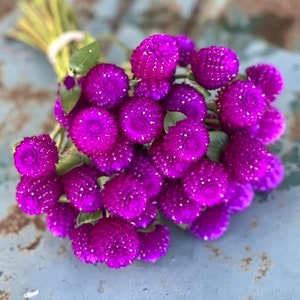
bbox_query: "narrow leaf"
[206,131,229,162]
[164,111,187,133]
[77,211,103,226]
[60,83,81,114]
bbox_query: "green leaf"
[69,41,100,75]
[206,131,229,162]
[77,211,103,226]
[97,176,111,189]
[60,83,81,114]
[164,111,187,133]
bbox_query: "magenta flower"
[216,80,267,129]
[134,79,171,101]
[119,97,164,144]
[46,202,78,238]
[70,224,100,264]
[246,63,283,101]
[90,217,139,268]
[222,133,269,183]
[69,106,118,157]
[62,165,102,213]
[101,172,148,221]
[162,84,207,120]
[157,180,201,224]
[82,63,129,109]
[137,224,171,263]
[189,203,230,240]
[14,134,58,178]
[16,174,63,215]
[191,45,239,89]
[132,199,158,229]
[130,34,179,81]
[175,35,196,67]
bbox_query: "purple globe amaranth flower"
[16,174,63,215]
[69,106,118,157]
[90,217,140,268]
[82,63,129,109]
[183,159,229,207]
[62,165,102,213]
[163,118,210,162]
[119,97,164,144]
[189,203,230,241]
[134,79,171,101]
[224,180,254,214]
[191,45,239,90]
[221,133,269,184]
[216,80,267,129]
[70,223,100,264]
[92,136,134,176]
[46,202,78,238]
[132,199,158,229]
[14,134,58,178]
[246,63,283,102]
[130,34,179,81]
[252,152,284,192]
[162,84,207,120]
[130,150,163,198]
[175,34,196,67]
[157,179,201,224]
[247,106,286,145]
[101,172,148,221]
[137,224,171,263]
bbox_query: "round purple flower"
[221,133,269,183]
[216,80,267,129]
[130,34,179,81]
[119,97,164,144]
[252,153,284,192]
[14,134,58,178]
[69,106,118,157]
[82,63,129,109]
[46,202,78,238]
[163,118,210,162]
[132,199,158,229]
[175,34,196,67]
[183,159,229,207]
[92,136,134,176]
[134,80,171,101]
[16,174,63,215]
[162,84,207,120]
[224,181,254,214]
[157,180,201,224]
[191,45,239,90]
[189,203,230,240]
[246,63,283,101]
[62,165,102,213]
[90,217,139,268]
[70,224,100,264]
[137,224,171,263]
[101,172,148,221]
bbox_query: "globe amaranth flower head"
[82,63,129,109]
[14,134,58,178]
[69,106,118,157]
[191,45,239,90]
[137,224,171,263]
[162,84,207,121]
[246,63,283,102]
[175,34,196,67]
[183,159,229,207]
[62,165,102,213]
[90,217,140,268]
[134,79,171,101]
[216,80,267,129]
[119,97,164,144]
[16,174,63,215]
[101,172,148,221]
[131,199,158,229]
[130,33,179,81]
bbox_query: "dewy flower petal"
[90,217,140,268]
[130,34,179,81]
[134,80,171,101]
[69,106,118,157]
[137,224,171,263]
[82,63,129,109]
[131,199,158,229]
[175,34,196,67]
[191,45,239,89]
[14,134,58,178]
